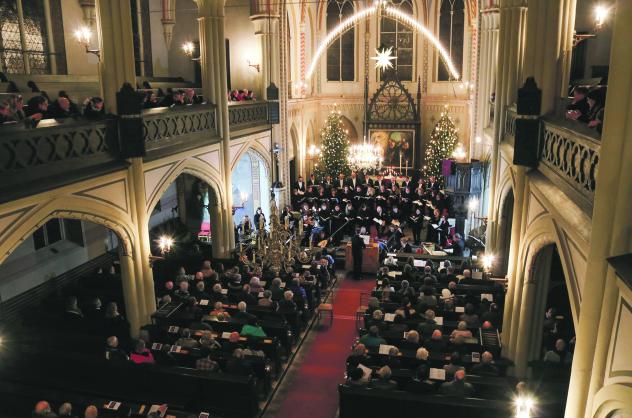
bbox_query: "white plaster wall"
[148,182,179,229]
[149,0,170,77]
[225,0,262,97]
[61,0,99,75]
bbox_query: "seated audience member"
[346,343,372,373]
[47,95,76,119]
[407,365,436,394]
[385,347,402,369]
[586,88,606,133]
[450,321,473,343]
[241,318,267,338]
[194,281,211,301]
[64,296,83,320]
[184,88,203,105]
[443,351,465,378]
[249,276,265,293]
[130,339,155,364]
[174,280,191,300]
[418,287,438,308]
[398,280,417,302]
[410,347,429,370]
[175,328,200,349]
[209,301,230,320]
[0,100,14,124]
[104,336,128,361]
[142,91,160,108]
[439,369,474,397]
[347,367,369,387]
[471,351,500,376]
[418,309,440,337]
[239,284,258,305]
[258,290,276,309]
[225,348,252,376]
[83,96,105,119]
[270,278,285,301]
[366,297,380,315]
[211,284,228,304]
[26,95,49,120]
[201,260,214,278]
[196,353,220,372]
[234,301,257,322]
[199,331,222,353]
[481,320,494,329]
[460,303,480,328]
[566,86,590,122]
[370,366,398,390]
[359,325,387,348]
[278,290,298,314]
[103,302,130,340]
[33,400,57,417]
[543,338,573,364]
[401,329,421,350]
[84,297,104,323]
[424,329,446,353]
[57,403,76,418]
[83,405,98,418]
[480,302,500,327]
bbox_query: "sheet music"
[455,306,465,313]
[387,253,397,257]
[434,316,444,325]
[481,293,494,302]
[199,299,209,306]
[413,259,425,267]
[384,313,396,322]
[379,344,396,355]
[168,326,179,333]
[472,271,483,280]
[429,368,446,381]
[221,332,232,339]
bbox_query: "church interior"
[0,0,630,417]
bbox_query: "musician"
[437,214,450,246]
[351,228,366,280]
[330,188,340,206]
[307,173,319,188]
[427,175,441,191]
[318,202,331,235]
[357,203,371,231]
[372,173,388,189]
[401,175,413,189]
[254,207,266,229]
[330,203,344,245]
[376,184,390,203]
[353,185,365,207]
[341,185,354,203]
[322,174,334,190]
[390,205,404,226]
[409,207,424,245]
[451,233,465,256]
[347,171,362,189]
[294,176,306,193]
[388,223,404,251]
[373,205,388,237]
[336,173,346,190]
[344,202,356,236]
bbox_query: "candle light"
[252,252,256,263]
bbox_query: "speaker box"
[513,118,540,167]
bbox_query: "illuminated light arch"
[306,4,461,81]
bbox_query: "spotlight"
[594,5,610,28]
[515,396,535,418]
[482,254,495,271]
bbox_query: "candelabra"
[238,199,311,273]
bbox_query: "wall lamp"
[75,26,100,59]
[573,4,613,47]
[182,42,200,61]
[247,60,260,72]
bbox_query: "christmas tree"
[314,110,351,178]
[423,111,459,184]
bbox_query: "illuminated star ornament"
[371,47,396,71]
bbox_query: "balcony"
[228,101,270,137]
[502,105,600,213]
[0,117,122,203]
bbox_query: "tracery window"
[438,0,464,81]
[326,0,354,82]
[0,0,52,74]
[380,0,414,81]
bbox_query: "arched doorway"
[147,172,222,281]
[497,189,514,276]
[231,149,271,237]
[0,217,137,343]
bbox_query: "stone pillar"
[485,0,526,255]
[251,4,290,207]
[95,0,136,114]
[118,251,140,337]
[566,2,632,417]
[197,0,234,257]
[129,160,156,322]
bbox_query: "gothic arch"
[0,196,136,266]
[339,115,359,143]
[230,139,273,178]
[145,158,225,218]
[591,384,632,418]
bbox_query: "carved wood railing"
[228,101,269,132]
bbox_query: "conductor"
[351,228,366,280]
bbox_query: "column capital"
[195,0,226,18]
[250,0,280,19]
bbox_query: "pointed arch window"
[380,0,414,81]
[438,0,464,81]
[326,0,354,81]
[0,0,59,74]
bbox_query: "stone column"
[197,0,234,256]
[118,251,141,337]
[95,0,136,114]
[485,0,526,255]
[485,0,527,351]
[566,2,632,417]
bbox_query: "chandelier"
[348,138,383,171]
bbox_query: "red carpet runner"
[274,277,375,418]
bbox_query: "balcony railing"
[228,101,269,132]
[539,118,600,210]
[0,117,120,203]
[142,104,217,152]
[501,104,600,213]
